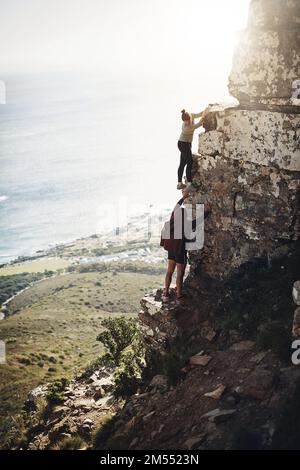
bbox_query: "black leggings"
[177,141,193,183]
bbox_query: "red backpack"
[160,204,185,255]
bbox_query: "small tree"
[97,316,138,366]
[96,316,145,397]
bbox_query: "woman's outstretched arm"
[192,117,204,129]
[191,111,203,119]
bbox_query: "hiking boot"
[162,290,170,302]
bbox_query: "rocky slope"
[104,343,300,450]
[23,368,117,450]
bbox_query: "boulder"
[204,384,226,400]
[201,326,217,342]
[201,408,236,424]
[235,369,275,400]
[230,341,255,351]
[48,417,76,442]
[190,355,212,367]
[182,434,206,450]
[141,296,163,316]
[50,406,69,421]
[142,411,156,423]
[82,418,94,426]
[293,281,300,306]
[24,384,48,412]
[250,351,269,365]
[292,307,300,337]
[129,437,139,449]
[1,305,8,315]
[149,375,169,392]
[93,387,105,401]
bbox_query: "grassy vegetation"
[47,239,161,259]
[67,259,166,276]
[92,414,119,450]
[0,266,164,448]
[0,271,54,308]
[53,435,86,450]
[90,242,159,258]
[0,258,70,276]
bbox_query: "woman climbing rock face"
[177,109,207,191]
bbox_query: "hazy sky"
[1,0,250,78]
[0,0,252,254]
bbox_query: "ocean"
[0,71,223,264]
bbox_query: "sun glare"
[0,0,250,78]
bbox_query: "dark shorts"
[168,250,187,265]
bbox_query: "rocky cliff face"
[230,0,300,106]
[139,0,300,355]
[130,1,300,449]
[192,0,300,280]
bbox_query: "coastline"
[1,207,171,270]
[0,209,171,317]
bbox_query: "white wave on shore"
[0,195,8,203]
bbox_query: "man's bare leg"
[176,263,186,299]
[164,259,176,297]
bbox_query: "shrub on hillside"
[46,378,69,405]
[53,435,85,450]
[95,316,145,397]
[96,316,138,365]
